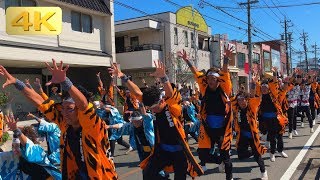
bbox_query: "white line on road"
[281,124,320,180]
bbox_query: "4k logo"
[6,7,62,35]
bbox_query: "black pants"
[301,106,313,128]
[110,137,130,157]
[143,148,188,180]
[310,100,316,120]
[265,117,284,154]
[124,112,132,123]
[237,136,266,173]
[201,128,233,180]
[288,107,297,133]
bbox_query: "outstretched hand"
[150,60,166,78]
[252,73,259,83]
[0,66,16,89]
[271,66,278,73]
[224,44,235,58]
[5,115,18,131]
[108,63,124,78]
[34,78,41,86]
[45,59,69,86]
[177,49,189,62]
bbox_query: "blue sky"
[114,0,320,67]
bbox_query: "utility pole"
[311,42,320,70]
[300,30,309,72]
[239,0,258,82]
[281,17,292,75]
[288,32,293,73]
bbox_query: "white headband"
[129,116,143,121]
[207,72,220,77]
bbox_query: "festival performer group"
[0,45,320,180]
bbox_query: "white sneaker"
[313,120,316,126]
[280,151,288,158]
[261,170,268,180]
[218,162,225,173]
[201,165,208,172]
[289,133,293,139]
[301,122,305,127]
[311,128,314,133]
[293,130,299,136]
[270,153,275,162]
[125,147,134,154]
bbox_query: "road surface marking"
[281,124,320,180]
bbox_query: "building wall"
[261,43,271,72]
[119,29,163,47]
[0,0,114,65]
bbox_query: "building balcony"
[116,45,163,70]
[116,44,162,53]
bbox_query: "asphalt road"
[114,117,320,180]
[2,118,320,179]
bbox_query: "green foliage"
[0,92,8,106]
[0,132,10,146]
[93,93,101,101]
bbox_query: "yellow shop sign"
[176,6,208,33]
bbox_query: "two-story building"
[0,0,115,113]
[115,6,212,88]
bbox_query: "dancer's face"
[207,75,219,90]
[237,97,247,109]
[62,102,80,127]
[149,99,166,113]
[261,85,269,94]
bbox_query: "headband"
[207,72,220,78]
[129,116,143,121]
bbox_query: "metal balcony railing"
[116,44,162,53]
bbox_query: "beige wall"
[117,50,162,70]
[0,0,114,66]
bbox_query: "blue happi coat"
[0,139,62,180]
[38,119,61,165]
[108,107,127,141]
[186,104,200,135]
[20,139,62,179]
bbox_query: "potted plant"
[0,92,12,116]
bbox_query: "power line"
[260,0,282,21]
[162,0,247,32]
[216,1,320,9]
[200,0,279,43]
[270,0,286,17]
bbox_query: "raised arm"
[150,60,173,99]
[178,49,198,75]
[27,112,42,123]
[0,66,45,107]
[34,78,49,100]
[108,63,143,101]
[5,115,28,146]
[222,44,234,73]
[45,59,88,111]
[142,78,149,88]
[96,72,104,89]
[250,73,259,97]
